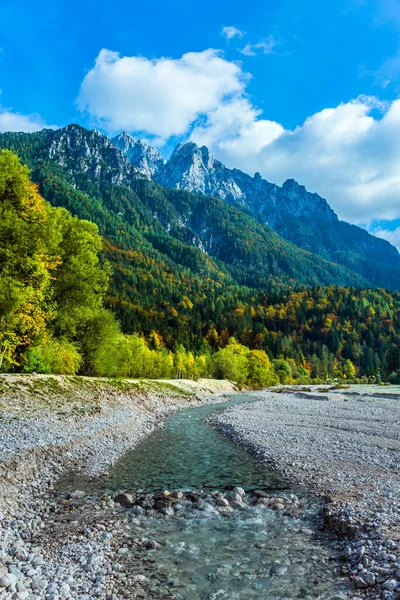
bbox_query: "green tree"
[212,339,249,386]
[0,151,58,366]
[49,208,110,336]
[247,349,278,388]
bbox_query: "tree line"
[1,150,400,386]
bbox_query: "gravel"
[0,377,235,600]
[214,386,400,599]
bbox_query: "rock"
[269,565,287,577]
[230,500,245,509]
[363,572,376,587]
[217,497,229,507]
[47,583,58,595]
[227,493,242,504]
[252,489,269,499]
[8,566,23,579]
[69,490,86,499]
[114,492,134,507]
[353,576,368,589]
[171,491,183,499]
[256,498,269,507]
[218,506,234,515]
[59,582,71,597]
[0,574,17,588]
[134,574,149,583]
[113,132,164,179]
[383,579,398,592]
[232,487,245,497]
[32,578,49,591]
[154,496,174,510]
[161,506,174,516]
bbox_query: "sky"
[1,0,400,245]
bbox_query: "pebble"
[214,386,400,599]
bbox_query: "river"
[59,394,350,599]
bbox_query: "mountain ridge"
[1,124,400,295]
[113,129,400,280]
[112,131,340,224]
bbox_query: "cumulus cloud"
[190,98,284,155]
[221,26,244,40]
[78,47,400,226]
[77,49,247,139]
[0,108,51,132]
[372,226,400,250]
[240,36,279,57]
[191,95,400,224]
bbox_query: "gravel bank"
[214,387,400,599]
[0,375,236,600]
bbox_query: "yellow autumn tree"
[0,151,59,367]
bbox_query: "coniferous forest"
[2,131,400,386]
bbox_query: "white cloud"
[221,26,244,40]
[78,47,400,227]
[240,36,279,57]
[372,226,400,250]
[77,49,247,139]
[190,98,284,155]
[191,95,400,224]
[0,108,51,132]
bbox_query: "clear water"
[130,510,348,600]
[58,393,350,599]
[60,394,285,493]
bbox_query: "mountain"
[114,133,400,285]
[2,124,382,351]
[0,124,399,312]
[4,126,400,382]
[112,132,164,179]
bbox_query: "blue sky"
[1,0,400,244]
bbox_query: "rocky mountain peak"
[160,141,245,203]
[112,131,137,154]
[280,178,337,220]
[114,134,338,223]
[47,124,142,185]
[112,132,164,179]
[168,141,215,169]
[162,142,212,193]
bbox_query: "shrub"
[24,339,82,374]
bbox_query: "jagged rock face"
[24,124,398,270]
[48,125,142,186]
[159,142,247,205]
[112,132,164,179]
[115,135,337,224]
[114,133,400,267]
[277,179,337,221]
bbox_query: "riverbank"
[214,386,400,598]
[27,394,351,600]
[0,374,236,600]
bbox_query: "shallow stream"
[59,394,350,599]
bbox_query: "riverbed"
[214,386,400,598]
[52,394,350,600]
